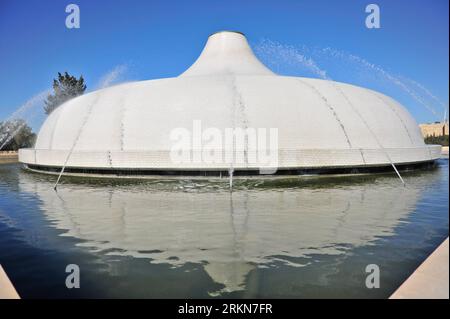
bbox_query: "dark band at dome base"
[24,161,437,178]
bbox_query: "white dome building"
[19,31,440,176]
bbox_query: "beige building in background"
[419,122,449,137]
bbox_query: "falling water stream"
[96,64,129,89]
[0,40,448,299]
[330,76,406,185]
[252,39,450,185]
[0,90,49,151]
[53,65,129,189]
[254,40,447,121]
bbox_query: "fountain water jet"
[254,40,445,121]
[255,40,406,184]
[0,90,49,151]
[96,64,129,89]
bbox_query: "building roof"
[20,31,439,170]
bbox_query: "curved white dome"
[20,31,440,173]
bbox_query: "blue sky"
[0,0,448,130]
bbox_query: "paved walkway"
[0,265,20,299]
[0,151,18,164]
[391,238,449,299]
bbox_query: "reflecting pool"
[0,161,448,298]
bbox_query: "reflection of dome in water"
[19,173,429,294]
[19,31,440,174]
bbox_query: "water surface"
[0,161,448,298]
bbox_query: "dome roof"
[19,31,440,173]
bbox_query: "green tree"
[44,72,87,115]
[0,119,36,151]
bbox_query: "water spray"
[54,100,96,191]
[255,40,407,185]
[54,65,129,190]
[255,40,445,122]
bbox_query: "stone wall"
[419,122,449,137]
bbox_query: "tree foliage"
[0,119,36,151]
[44,72,86,115]
[424,134,449,146]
